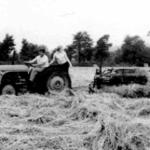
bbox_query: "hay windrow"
[0,89,150,150]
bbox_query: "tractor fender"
[0,71,4,85]
[44,70,69,85]
[42,65,69,81]
[33,64,72,93]
[35,69,70,93]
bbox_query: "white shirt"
[54,51,67,64]
[33,55,49,68]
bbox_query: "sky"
[0,0,150,51]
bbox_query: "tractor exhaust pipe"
[10,50,16,65]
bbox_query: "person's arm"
[49,54,56,65]
[26,56,37,64]
[64,52,72,67]
[33,62,45,67]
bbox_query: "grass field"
[0,67,150,150]
[70,67,96,87]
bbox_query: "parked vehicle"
[90,67,148,90]
[0,64,72,95]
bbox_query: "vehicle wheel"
[1,84,16,95]
[140,77,147,85]
[46,74,69,93]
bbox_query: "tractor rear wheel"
[46,73,69,94]
[1,84,16,95]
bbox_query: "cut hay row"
[0,90,150,149]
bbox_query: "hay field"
[70,67,96,87]
[0,67,150,150]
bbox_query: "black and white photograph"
[0,0,150,149]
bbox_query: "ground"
[0,67,150,150]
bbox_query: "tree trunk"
[78,51,81,64]
[99,59,103,76]
[78,45,81,64]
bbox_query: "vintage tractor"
[0,63,72,95]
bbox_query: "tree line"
[0,32,150,68]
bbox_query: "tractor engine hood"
[0,65,29,72]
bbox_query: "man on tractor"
[25,47,49,84]
[0,46,73,95]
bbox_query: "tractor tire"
[46,73,69,94]
[1,84,16,95]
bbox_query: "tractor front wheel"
[1,84,16,95]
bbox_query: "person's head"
[56,46,63,53]
[39,47,46,56]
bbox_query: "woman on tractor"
[49,46,72,88]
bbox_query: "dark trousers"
[59,62,72,88]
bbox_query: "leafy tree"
[20,39,38,61]
[94,34,112,73]
[103,51,117,66]
[71,31,93,63]
[136,46,150,65]
[0,34,15,61]
[65,45,76,61]
[20,39,51,63]
[113,48,124,65]
[120,36,146,66]
[20,39,40,61]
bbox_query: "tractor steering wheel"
[24,62,34,67]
